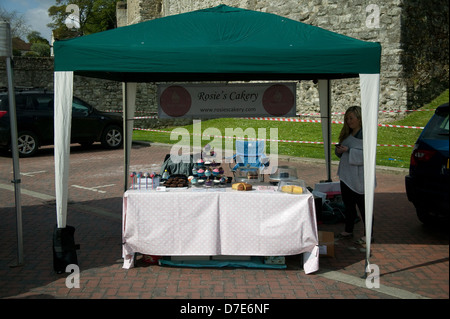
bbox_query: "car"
[0,88,123,157]
[405,102,449,225]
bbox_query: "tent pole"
[319,79,332,182]
[123,82,129,192]
[326,80,331,181]
[6,56,24,267]
[2,22,23,267]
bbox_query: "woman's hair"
[338,106,362,144]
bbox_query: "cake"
[232,182,252,191]
[247,171,258,179]
[281,185,303,194]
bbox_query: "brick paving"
[0,142,448,305]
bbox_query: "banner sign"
[157,82,296,118]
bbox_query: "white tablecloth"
[122,187,319,273]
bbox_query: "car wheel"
[17,131,39,157]
[101,125,123,149]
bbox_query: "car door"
[31,94,54,145]
[70,97,102,142]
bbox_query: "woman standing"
[335,106,372,245]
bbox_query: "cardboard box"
[318,231,335,257]
[264,256,285,265]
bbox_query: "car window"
[0,96,7,111]
[0,94,32,110]
[17,95,33,110]
[72,98,91,116]
[34,94,53,111]
[422,111,449,140]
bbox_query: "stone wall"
[0,57,187,128]
[401,0,449,107]
[0,57,122,110]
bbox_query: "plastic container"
[269,165,298,181]
[278,180,307,194]
[234,167,263,183]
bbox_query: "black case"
[52,225,80,274]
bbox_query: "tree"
[26,32,51,57]
[1,6,49,56]
[30,43,51,57]
[27,31,50,45]
[0,5,31,39]
[47,0,119,40]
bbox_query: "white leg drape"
[359,73,380,273]
[54,71,74,228]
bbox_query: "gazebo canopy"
[54,4,381,82]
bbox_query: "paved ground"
[0,142,448,306]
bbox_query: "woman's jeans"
[340,181,371,234]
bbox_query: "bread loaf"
[232,182,252,191]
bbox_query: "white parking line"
[317,268,430,299]
[20,170,47,177]
[0,183,55,201]
[71,184,116,193]
[0,183,120,220]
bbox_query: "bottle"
[162,169,169,180]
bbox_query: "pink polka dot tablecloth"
[122,188,319,273]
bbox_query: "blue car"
[405,102,449,224]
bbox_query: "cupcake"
[205,169,211,177]
[197,169,205,177]
[218,167,224,175]
[212,168,220,176]
[205,179,213,187]
[196,158,204,167]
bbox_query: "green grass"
[133,89,449,169]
